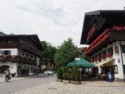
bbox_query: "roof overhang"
[80,10,125,44]
[95,59,115,67]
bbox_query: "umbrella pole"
[79,68,82,84]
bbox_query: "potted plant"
[57,68,63,82]
[70,66,80,84]
[62,66,70,83]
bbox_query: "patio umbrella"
[67,60,78,67]
[76,58,95,68]
[67,58,94,68]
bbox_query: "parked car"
[44,70,54,75]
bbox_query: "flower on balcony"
[101,54,106,59]
[106,53,113,57]
[94,58,97,62]
[85,33,109,55]
[96,57,101,61]
[112,26,125,31]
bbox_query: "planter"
[63,79,71,83]
[71,80,81,84]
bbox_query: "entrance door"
[102,66,115,80]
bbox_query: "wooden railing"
[0,55,37,65]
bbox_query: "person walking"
[5,68,10,82]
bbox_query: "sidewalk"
[0,76,27,83]
[0,74,47,83]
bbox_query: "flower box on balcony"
[106,53,113,57]
[101,54,106,59]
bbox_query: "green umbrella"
[67,60,78,67]
[76,58,94,68]
[67,58,94,68]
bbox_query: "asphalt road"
[0,74,56,94]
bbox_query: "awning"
[95,59,115,67]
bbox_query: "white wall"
[121,41,125,65]
[0,62,17,74]
[92,41,125,80]
[113,41,124,79]
[36,57,40,65]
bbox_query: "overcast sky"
[0,0,125,47]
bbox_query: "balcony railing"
[91,53,113,63]
[0,55,37,65]
[106,53,113,57]
[19,44,42,57]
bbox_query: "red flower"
[106,53,112,57]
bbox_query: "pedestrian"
[108,72,112,82]
[5,68,10,82]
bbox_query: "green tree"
[55,38,79,67]
[41,41,57,66]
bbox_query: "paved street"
[1,74,125,94]
[15,79,125,94]
[0,74,56,94]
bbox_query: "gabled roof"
[80,10,125,44]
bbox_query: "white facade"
[92,41,125,81]
[0,48,18,55]
[0,48,40,77]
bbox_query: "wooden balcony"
[0,43,18,48]
[19,44,42,57]
[0,55,37,65]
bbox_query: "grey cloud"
[0,0,125,47]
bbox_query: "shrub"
[63,66,70,80]
[57,68,63,79]
[71,66,79,81]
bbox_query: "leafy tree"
[41,41,57,66]
[54,38,79,67]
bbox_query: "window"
[107,47,113,54]
[91,56,94,62]
[113,65,118,74]
[123,65,125,74]
[94,55,97,62]
[19,51,24,56]
[122,45,125,53]
[0,50,2,55]
[102,50,106,59]
[98,53,101,62]
[2,50,11,55]
[5,39,11,43]
[107,47,113,57]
